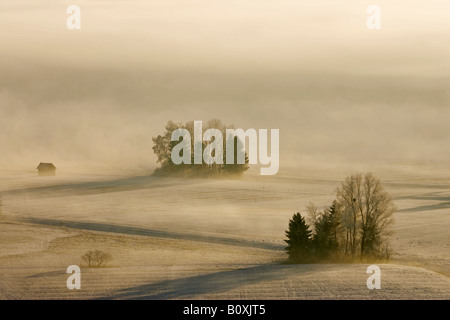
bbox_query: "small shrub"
[82,250,112,267]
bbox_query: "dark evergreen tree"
[284,213,312,263]
[311,202,341,259]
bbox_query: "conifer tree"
[284,213,312,263]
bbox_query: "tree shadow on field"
[100,264,317,300]
[20,218,284,251]
[3,175,201,197]
[395,191,450,213]
[26,270,62,279]
[398,202,450,213]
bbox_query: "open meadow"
[0,163,448,299]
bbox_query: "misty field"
[0,164,449,300]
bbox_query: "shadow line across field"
[2,175,193,197]
[398,202,450,213]
[99,264,316,299]
[395,191,450,213]
[19,217,284,251]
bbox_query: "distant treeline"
[152,120,249,176]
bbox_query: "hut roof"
[37,162,56,170]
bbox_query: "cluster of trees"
[285,173,396,263]
[152,119,249,176]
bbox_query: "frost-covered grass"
[0,165,448,299]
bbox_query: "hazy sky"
[1,1,449,172]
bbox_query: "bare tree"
[82,250,113,267]
[306,202,320,230]
[93,250,112,267]
[336,173,396,258]
[81,250,95,267]
[335,174,362,256]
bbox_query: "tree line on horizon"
[285,173,396,263]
